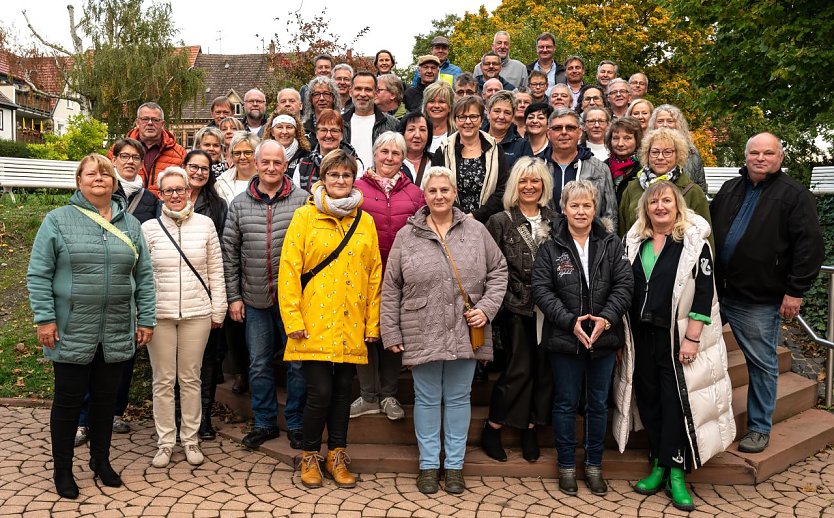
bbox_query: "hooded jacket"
[110,128,185,196]
[27,191,156,364]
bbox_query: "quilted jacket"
[380,207,508,366]
[141,211,227,323]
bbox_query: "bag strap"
[428,217,473,311]
[73,205,138,260]
[157,217,211,300]
[300,209,363,287]
[126,189,145,214]
[681,182,695,196]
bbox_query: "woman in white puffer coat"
[142,167,227,469]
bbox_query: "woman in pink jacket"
[352,132,425,421]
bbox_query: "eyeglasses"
[629,81,648,86]
[585,120,608,126]
[232,150,254,158]
[455,114,481,122]
[244,99,265,104]
[583,95,603,103]
[317,127,342,135]
[529,82,547,88]
[608,89,628,96]
[649,148,675,158]
[325,173,353,181]
[455,89,477,96]
[138,117,163,125]
[311,92,333,99]
[117,153,142,162]
[549,125,579,133]
[186,163,211,174]
[160,187,188,197]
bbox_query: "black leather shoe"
[481,422,507,461]
[288,429,303,450]
[54,468,79,499]
[89,458,122,487]
[232,374,249,394]
[521,427,540,462]
[444,469,466,494]
[198,415,217,441]
[242,427,280,449]
[558,467,578,496]
[584,465,608,496]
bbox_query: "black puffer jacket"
[486,206,557,316]
[114,184,159,224]
[532,217,633,356]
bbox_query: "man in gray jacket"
[223,140,308,450]
[473,31,528,89]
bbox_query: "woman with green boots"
[611,180,736,511]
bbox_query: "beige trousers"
[147,317,211,447]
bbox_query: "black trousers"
[52,345,126,469]
[301,361,355,452]
[200,327,224,413]
[633,323,688,469]
[488,313,552,428]
[225,317,248,376]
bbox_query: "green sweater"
[27,191,156,365]
[618,171,714,251]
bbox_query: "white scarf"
[116,168,144,199]
[161,200,194,223]
[284,139,300,162]
[311,181,363,218]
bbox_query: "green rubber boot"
[666,467,695,511]
[634,458,665,495]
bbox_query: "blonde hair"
[502,156,553,210]
[422,81,456,133]
[639,128,689,169]
[633,180,691,242]
[420,166,457,190]
[560,179,598,212]
[76,154,118,193]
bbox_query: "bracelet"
[684,335,700,343]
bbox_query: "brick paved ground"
[1,406,833,517]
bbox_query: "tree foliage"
[21,0,204,137]
[411,14,461,64]
[27,115,108,161]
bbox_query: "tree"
[21,0,204,137]
[411,14,461,64]
[27,115,108,161]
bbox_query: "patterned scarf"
[161,200,194,223]
[609,156,635,180]
[311,181,363,218]
[638,165,681,191]
[363,167,401,198]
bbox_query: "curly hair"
[263,109,311,153]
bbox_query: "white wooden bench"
[0,157,79,202]
[810,166,834,195]
[704,167,739,196]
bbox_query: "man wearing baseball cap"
[411,36,463,88]
[405,54,442,112]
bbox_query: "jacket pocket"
[403,297,428,310]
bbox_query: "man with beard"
[241,89,267,137]
[342,71,399,170]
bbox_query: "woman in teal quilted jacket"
[27,154,156,500]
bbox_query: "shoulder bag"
[156,217,211,300]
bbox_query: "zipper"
[177,223,183,319]
[99,227,110,344]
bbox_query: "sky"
[3,0,501,65]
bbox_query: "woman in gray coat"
[381,166,507,495]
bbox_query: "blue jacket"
[411,60,463,87]
[27,191,156,364]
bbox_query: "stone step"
[730,371,819,438]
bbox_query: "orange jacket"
[108,128,185,196]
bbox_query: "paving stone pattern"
[1,406,833,517]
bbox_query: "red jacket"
[109,128,186,196]
[356,174,425,270]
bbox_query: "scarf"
[638,165,681,191]
[608,156,635,180]
[116,169,144,199]
[283,139,299,163]
[363,168,401,198]
[161,200,194,224]
[311,181,363,218]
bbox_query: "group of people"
[26,29,825,512]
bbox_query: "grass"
[0,191,152,412]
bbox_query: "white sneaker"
[380,397,405,421]
[74,426,89,447]
[349,397,381,418]
[184,444,204,465]
[152,447,172,468]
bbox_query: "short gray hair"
[229,131,261,155]
[278,88,301,102]
[157,166,190,190]
[137,102,164,120]
[548,107,580,126]
[254,139,286,162]
[377,73,404,104]
[607,78,630,94]
[332,63,354,77]
[421,166,457,190]
[597,60,618,74]
[487,90,517,112]
[372,131,406,157]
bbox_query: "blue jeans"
[550,350,617,468]
[244,304,306,430]
[411,359,476,470]
[721,297,781,434]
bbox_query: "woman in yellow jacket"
[278,149,383,490]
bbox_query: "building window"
[186,132,195,149]
[0,109,4,131]
[234,103,243,116]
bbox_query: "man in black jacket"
[710,132,824,454]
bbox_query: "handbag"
[156,217,211,300]
[300,209,363,290]
[428,218,485,351]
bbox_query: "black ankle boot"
[481,422,507,461]
[198,412,216,440]
[54,468,79,499]
[521,427,540,462]
[89,458,122,487]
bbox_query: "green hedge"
[803,194,834,336]
[0,139,32,158]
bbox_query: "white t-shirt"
[430,132,448,154]
[573,238,590,287]
[234,179,249,197]
[350,113,375,170]
[587,141,609,162]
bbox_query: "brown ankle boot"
[325,448,356,488]
[300,451,324,488]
